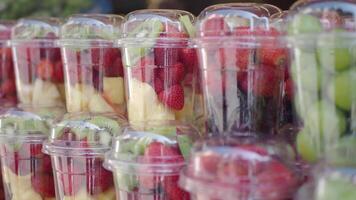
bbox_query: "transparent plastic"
[43,113,125,200]
[60,14,126,115]
[195,4,297,135]
[179,135,301,200]
[286,1,356,164]
[0,21,16,107]
[11,18,65,108]
[105,121,200,200]
[120,9,204,125]
[0,107,63,200]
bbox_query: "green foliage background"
[0,0,93,19]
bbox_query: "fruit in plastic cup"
[0,21,17,107]
[105,121,200,200]
[120,10,204,124]
[195,3,290,135]
[60,14,126,115]
[179,135,301,200]
[11,18,65,107]
[287,1,356,164]
[43,113,124,200]
[0,108,63,200]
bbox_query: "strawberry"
[258,46,288,68]
[37,59,54,80]
[153,77,164,94]
[250,65,283,97]
[4,153,31,176]
[40,47,61,61]
[91,48,102,67]
[163,175,190,200]
[158,62,185,86]
[38,154,53,174]
[154,46,180,67]
[60,172,84,196]
[198,152,221,175]
[1,80,16,95]
[105,56,124,77]
[158,85,184,110]
[201,16,230,37]
[103,48,120,68]
[284,78,294,101]
[86,160,113,195]
[179,48,198,73]
[31,173,55,197]
[53,61,64,83]
[131,56,155,83]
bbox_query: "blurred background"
[0,0,296,19]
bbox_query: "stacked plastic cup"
[120,9,204,125]
[105,121,200,200]
[287,0,356,164]
[195,3,293,135]
[60,14,126,115]
[0,107,64,200]
[179,135,302,200]
[0,21,17,107]
[11,18,65,107]
[43,113,125,200]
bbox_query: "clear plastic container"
[105,121,200,200]
[286,1,356,164]
[0,21,17,107]
[60,14,126,115]
[120,9,204,125]
[11,18,65,108]
[43,113,125,200]
[0,107,64,200]
[179,135,301,200]
[195,3,296,135]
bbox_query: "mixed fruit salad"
[0,108,63,200]
[179,136,301,200]
[287,1,356,164]
[105,121,199,200]
[121,10,204,124]
[43,113,123,200]
[195,4,293,135]
[0,21,17,106]
[60,14,126,115]
[11,18,65,107]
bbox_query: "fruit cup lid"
[0,20,14,45]
[11,17,61,46]
[105,121,200,175]
[287,0,356,35]
[120,9,195,47]
[261,4,283,16]
[179,136,300,200]
[60,14,124,47]
[43,113,125,157]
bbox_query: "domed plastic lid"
[105,121,200,175]
[288,0,356,34]
[179,136,300,200]
[0,20,14,42]
[60,14,124,47]
[12,17,61,43]
[43,113,125,156]
[261,4,283,16]
[196,3,276,37]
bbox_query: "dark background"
[0,0,296,19]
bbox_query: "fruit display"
[0,107,64,200]
[0,21,17,107]
[120,9,204,124]
[60,14,126,115]
[287,0,356,164]
[195,3,293,135]
[11,18,65,107]
[43,113,124,200]
[179,136,301,200]
[105,121,200,200]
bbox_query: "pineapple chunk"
[103,77,125,105]
[17,84,33,104]
[32,79,63,106]
[89,93,114,113]
[95,188,116,200]
[66,84,83,112]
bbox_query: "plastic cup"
[0,107,64,200]
[11,18,65,108]
[43,113,125,200]
[195,3,293,135]
[0,21,17,107]
[120,9,204,125]
[60,14,126,115]
[179,135,302,200]
[105,121,200,200]
[287,1,356,164]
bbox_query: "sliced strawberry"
[201,16,230,37]
[163,175,190,200]
[179,48,198,74]
[37,59,54,80]
[158,85,185,110]
[103,48,120,68]
[86,160,113,195]
[158,62,185,86]
[31,173,55,197]
[250,65,283,97]
[153,77,164,94]
[105,56,124,77]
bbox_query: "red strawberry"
[91,48,102,67]
[105,56,124,77]
[60,172,84,196]
[31,173,55,197]
[103,48,120,68]
[179,48,198,73]
[158,85,184,110]
[259,46,288,68]
[198,152,221,175]
[53,61,64,83]
[158,62,185,86]
[86,160,113,195]
[284,78,294,101]
[37,60,54,80]
[154,46,180,67]
[144,142,181,161]
[153,77,164,94]
[38,155,53,174]
[1,80,16,95]
[250,65,283,97]
[201,16,230,37]
[163,175,190,200]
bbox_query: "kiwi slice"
[179,15,195,37]
[124,19,163,67]
[116,172,138,191]
[0,115,50,135]
[88,116,121,136]
[177,135,193,160]
[145,126,176,138]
